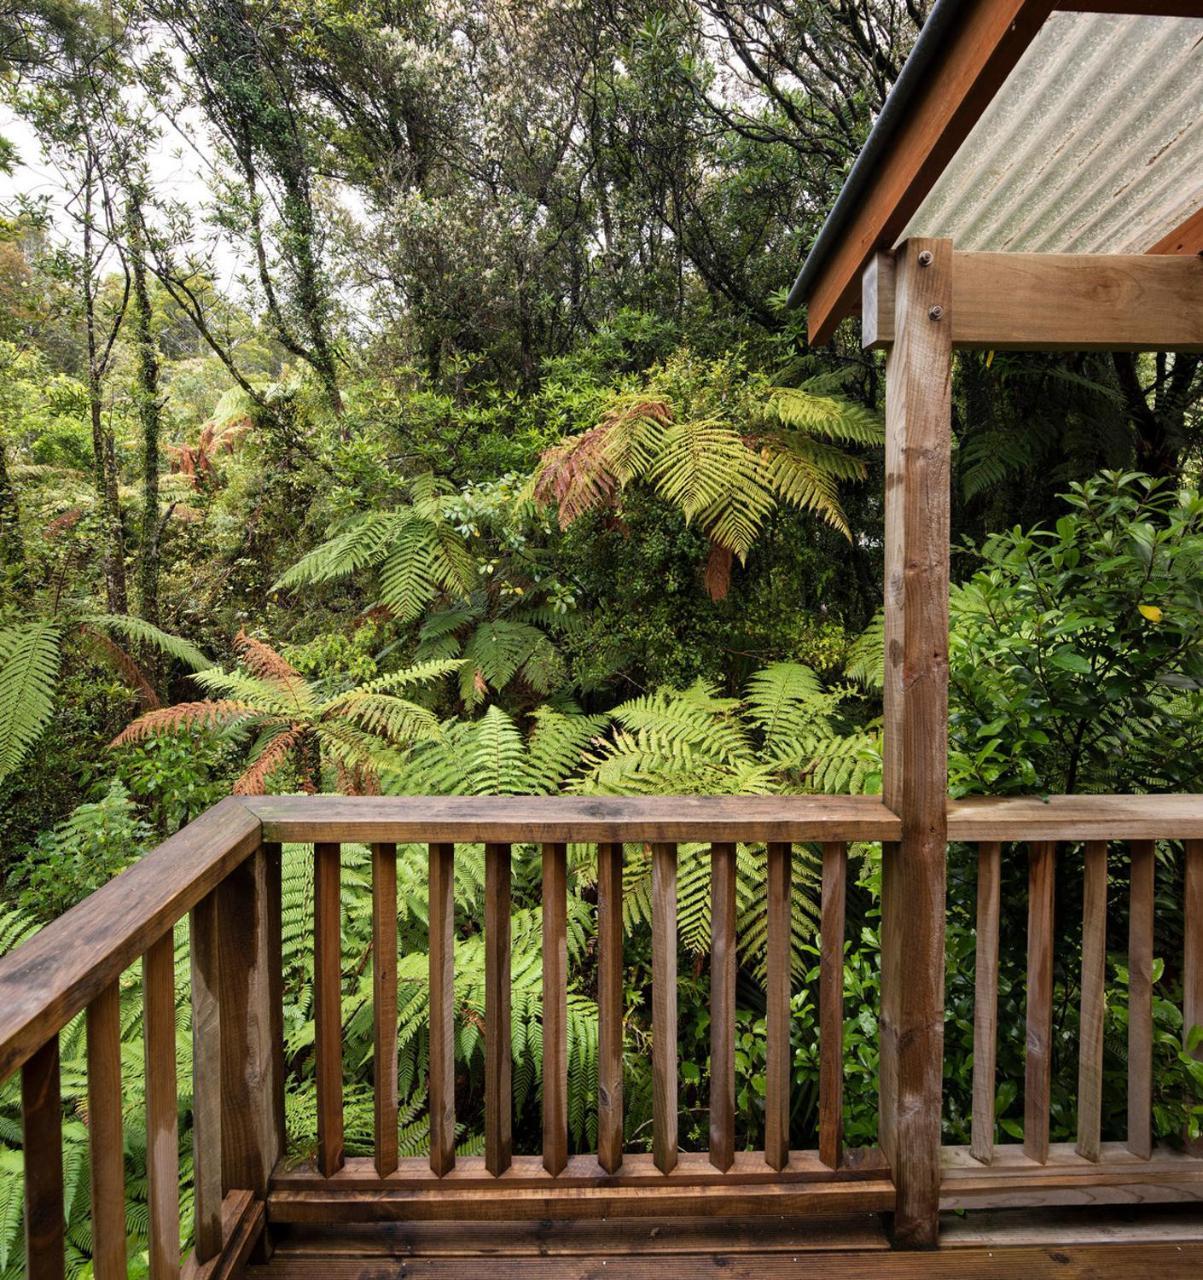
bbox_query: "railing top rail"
[0,796,261,1084]
[240,794,903,843]
[947,794,1203,841]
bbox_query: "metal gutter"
[785,0,972,311]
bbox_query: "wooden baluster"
[765,842,791,1172]
[86,983,125,1280]
[819,842,846,1171]
[1076,841,1108,1161]
[1127,840,1155,1160]
[429,843,456,1176]
[970,842,1001,1165]
[22,1036,64,1280]
[144,931,180,1280]
[709,842,736,1173]
[314,842,345,1176]
[597,842,624,1174]
[542,843,569,1176]
[1024,841,1055,1165]
[485,842,512,1176]
[372,843,399,1177]
[1187,839,1203,1156]
[652,842,678,1174]
[190,889,223,1260]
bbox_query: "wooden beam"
[864,251,1203,351]
[805,0,1054,344]
[878,237,951,1247]
[1150,205,1203,258]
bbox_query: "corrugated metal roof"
[904,11,1203,253]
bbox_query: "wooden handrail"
[0,796,261,1083]
[239,794,902,842]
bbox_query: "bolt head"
[929,304,944,321]
[918,250,934,267]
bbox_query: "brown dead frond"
[111,699,255,746]
[335,758,380,797]
[533,397,671,529]
[79,626,160,710]
[235,629,302,683]
[46,507,85,538]
[233,728,300,795]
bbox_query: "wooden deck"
[248,1210,1203,1278]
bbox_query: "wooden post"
[874,236,951,1248]
[218,846,286,1200]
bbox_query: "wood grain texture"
[940,1141,1203,1211]
[970,843,1001,1165]
[86,983,126,1280]
[1186,840,1203,1156]
[248,1239,1203,1280]
[652,842,678,1175]
[218,846,284,1199]
[1076,841,1107,1161]
[879,236,952,1247]
[946,794,1203,841]
[542,843,568,1176]
[144,931,180,1280]
[314,842,345,1177]
[371,843,399,1178]
[803,0,1054,341]
[709,843,736,1173]
[485,843,512,1177]
[242,794,901,845]
[819,843,846,1171]
[0,796,260,1083]
[1127,841,1155,1160]
[252,1211,891,1258]
[22,1036,64,1280]
[180,1190,263,1280]
[428,843,456,1177]
[765,842,792,1172]
[865,252,1203,352]
[1024,843,1055,1166]
[270,1147,891,1193]
[596,843,624,1174]
[190,889,224,1261]
[1151,202,1203,256]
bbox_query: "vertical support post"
[875,236,951,1248]
[190,890,223,1262]
[218,846,286,1200]
[597,843,625,1173]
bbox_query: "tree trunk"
[82,163,128,615]
[0,433,26,601]
[130,193,163,634]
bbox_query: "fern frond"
[235,629,302,682]
[110,699,260,746]
[765,385,884,446]
[845,612,885,690]
[0,622,61,781]
[743,662,828,749]
[273,512,403,589]
[84,614,212,672]
[233,728,301,795]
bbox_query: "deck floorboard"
[248,1211,1203,1278]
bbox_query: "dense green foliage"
[0,0,1202,1274]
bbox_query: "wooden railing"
[1,794,1202,1278]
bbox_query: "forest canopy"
[0,2,1201,1273]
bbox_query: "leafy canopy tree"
[111,630,459,794]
